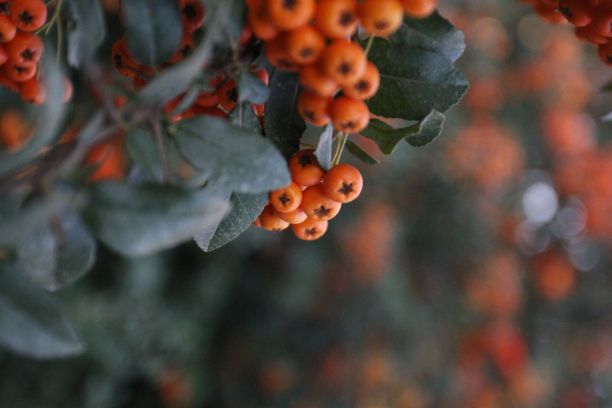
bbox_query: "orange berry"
[277,207,308,224]
[0,110,30,151]
[297,90,331,127]
[358,0,404,37]
[19,78,46,104]
[4,61,36,82]
[6,31,43,66]
[314,0,359,39]
[168,33,195,64]
[321,163,363,203]
[342,61,380,100]
[292,218,328,240]
[299,63,339,97]
[247,0,279,40]
[0,14,16,42]
[270,182,303,213]
[259,205,290,231]
[9,0,47,32]
[196,91,220,108]
[218,79,238,112]
[86,135,126,182]
[178,0,205,33]
[558,0,594,27]
[401,0,436,18]
[264,36,298,71]
[286,25,326,65]
[288,149,325,186]
[301,184,342,221]
[320,40,367,86]
[329,96,370,133]
[266,0,315,30]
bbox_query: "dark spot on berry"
[314,206,330,217]
[182,4,198,20]
[338,61,352,75]
[305,227,318,236]
[339,11,355,27]
[374,20,389,31]
[14,66,27,74]
[558,6,573,19]
[278,193,291,206]
[113,54,123,67]
[338,182,354,196]
[298,154,314,167]
[355,80,370,93]
[303,110,316,121]
[21,48,36,62]
[299,47,314,59]
[18,11,34,26]
[0,3,9,15]
[283,0,297,10]
[227,88,238,102]
[278,58,294,69]
[341,121,355,130]
[179,45,193,58]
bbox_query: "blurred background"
[2,0,612,407]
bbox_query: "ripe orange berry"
[111,38,142,79]
[321,163,363,203]
[0,14,16,43]
[288,149,325,186]
[599,42,612,66]
[196,91,220,108]
[286,25,326,65]
[342,61,380,100]
[292,218,328,240]
[247,0,279,40]
[558,0,594,27]
[168,33,195,64]
[297,90,331,127]
[358,0,404,37]
[86,135,126,182]
[329,96,370,133]
[6,32,43,66]
[0,70,19,93]
[178,0,205,33]
[0,110,30,151]
[591,8,612,37]
[270,182,303,213]
[267,0,315,31]
[253,67,270,86]
[9,0,47,32]
[314,0,359,39]
[301,184,342,221]
[0,44,7,65]
[259,205,290,231]
[277,207,308,224]
[299,63,338,97]
[20,78,46,104]
[264,36,298,71]
[4,61,36,82]
[217,79,238,112]
[320,40,367,86]
[400,0,436,18]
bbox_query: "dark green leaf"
[238,71,269,104]
[400,13,466,63]
[65,0,106,67]
[264,71,305,158]
[405,109,445,147]
[126,128,164,182]
[345,140,380,165]
[85,182,229,257]
[361,119,419,155]
[122,0,182,66]
[314,125,333,170]
[0,265,84,359]
[174,116,290,193]
[194,191,267,252]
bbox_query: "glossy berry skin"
[401,0,436,18]
[266,0,315,30]
[358,0,404,37]
[286,25,326,65]
[342,61,380,100]
[264,36,298,71]
[320,40,367,86]
[4,61,36,82]
[322,164,363,203]
[297,90,331,127]
[288,149,325,187]
[0,14,16,43]
[301,184,342,221]
[259,205,290,231]
[299,63,338,97]
[277,207,308,224]
[314,0,359,39]
[329,96,370,133]
[20,78,46,104]
[292,218,329,241]
[270,182,303,213]
[6,32,43,66]
[247,0,279,41]
[9,0,48,32]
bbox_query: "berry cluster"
[0,0,70,104]
[522,0,612,66]
[255,149,363,241]
[247,0,437,133]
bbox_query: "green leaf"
[126,128,164,182]
[405,109,445,147]
[238,71,269,104]
[174,116,290,193]
[366,15,468,121]
[314,124,333,170]
[264,71,305,158]
[85,182,230,257]
[139,0,244,105]
[229,103,262,134]
[194,191,267,252]
[345,140,380,165]
[65,0,106,67]
[122,0,183,67]
[361,119,419,155]
[0,265,84,359]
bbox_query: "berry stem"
[364,35,375,57]
[44,0,63,35]
[331,132,348,166]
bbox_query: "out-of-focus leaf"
[361,119,419,155]
[229,103,262,134]
[174,117,290,193]
[126,128,164,182]
[314,124,334,170]
[122,0,182,67]
[264,71,305,158]
[399,13,466,63]
[65,0,106,67]
[0,265,84,359]
[345,140,380,165]
[405,110,445,147]
[238,71,269,104]
[85,182,230,257]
